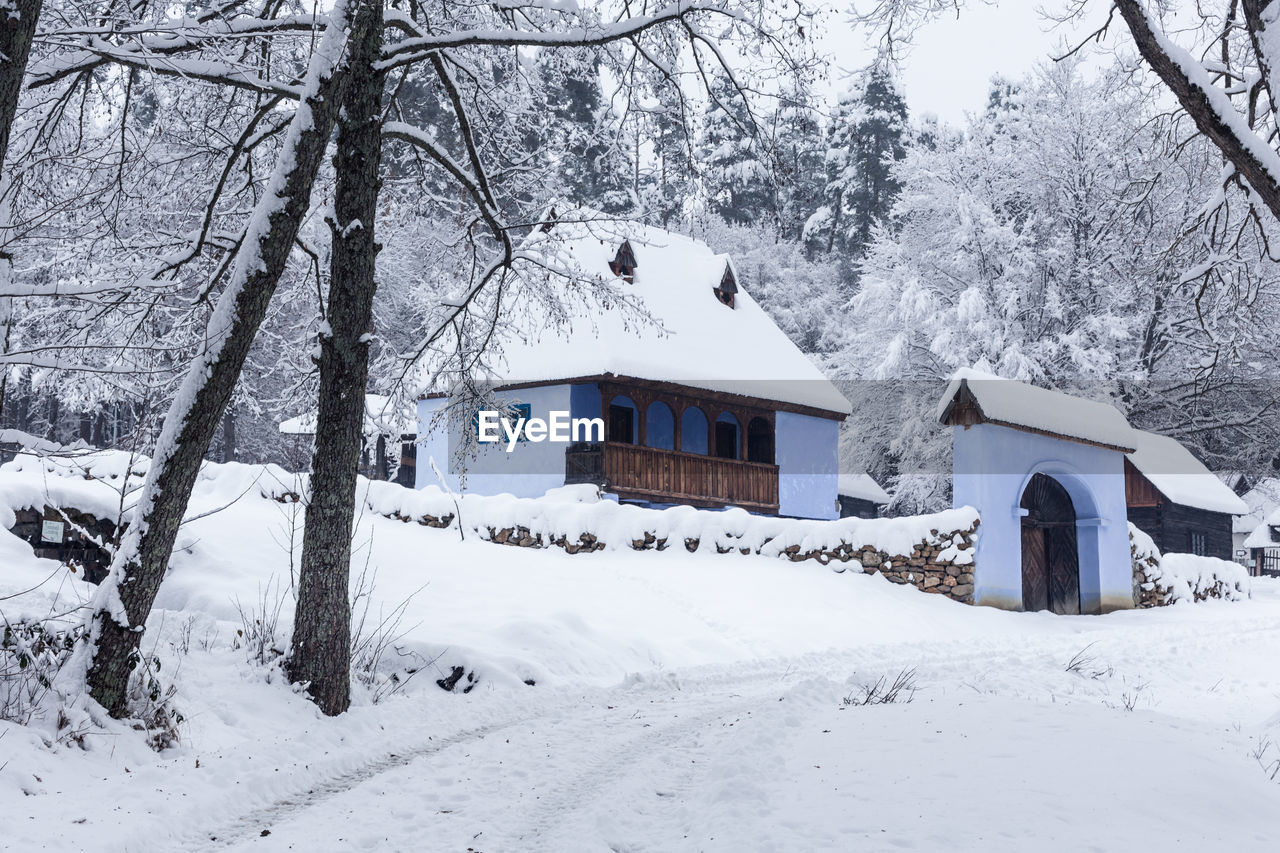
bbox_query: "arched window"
[746,417,774,464]
[645,401,675,450]
[714,412,740,460]
[681,406,708,455]
[608,395,638,444]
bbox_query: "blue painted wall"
[951,422,1133,613]
[569,382,601,421]
[775,411,839,520]
[645,401,675,449]
[416,384,574,498]
[681,407,709,454]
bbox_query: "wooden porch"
[566,441,779,513]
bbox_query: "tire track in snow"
[182,666,804,851]
[506,688,772,853]
[184,714,530,851]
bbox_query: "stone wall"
[860,526,978,604]
[1130,531,1164,608]
[396,509,982,604]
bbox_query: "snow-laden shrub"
[0,619,78,727]
[349,565,429,703]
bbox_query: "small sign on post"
[41,519,65,544]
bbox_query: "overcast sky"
[822,2,1113,126]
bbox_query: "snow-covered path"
[173,614,1280,853]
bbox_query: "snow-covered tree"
[538,49,633,213]
[700,74,775,226]
[804,64,908,278]
[637,95,697,227]
[770,82,826,242]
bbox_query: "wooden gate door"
[1021,523,1048,611]
[1019,473,1080,614]
[1046,524,1081,615]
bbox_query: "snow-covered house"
[1234,478,1280,564]
[837,472,890,519]
[280,394,417,485]
[1123,430,1247,560]
[939,369,1138,614]
[416,215,851,519]
[1243,509,1280,577]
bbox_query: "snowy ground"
[3,469,1279,851]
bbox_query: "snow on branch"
[1115,0,1280,222]
[378,1,754,69]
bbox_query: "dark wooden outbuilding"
[1123,431,1246,561]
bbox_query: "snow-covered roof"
[837,473,891,505]
[279,394,416,437]
[445,210,850,416]
[1244,505,1280,549]
[1125,430,1248,516]
[936,367,1137,451]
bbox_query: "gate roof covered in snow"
[936,367,1137,452]
[433,209,850,417]
[1125,430,1248,516]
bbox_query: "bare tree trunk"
[82,0,375,719]
[0,0,41,165]
[0,0,43,425]
[289,8,385,716]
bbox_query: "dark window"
[609,404,635,444]
[746,417,774,464]
[1189,530,1207,556]
[714,413,740,460]
[395,439,417,487]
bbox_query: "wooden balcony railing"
[566,441,779,514]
